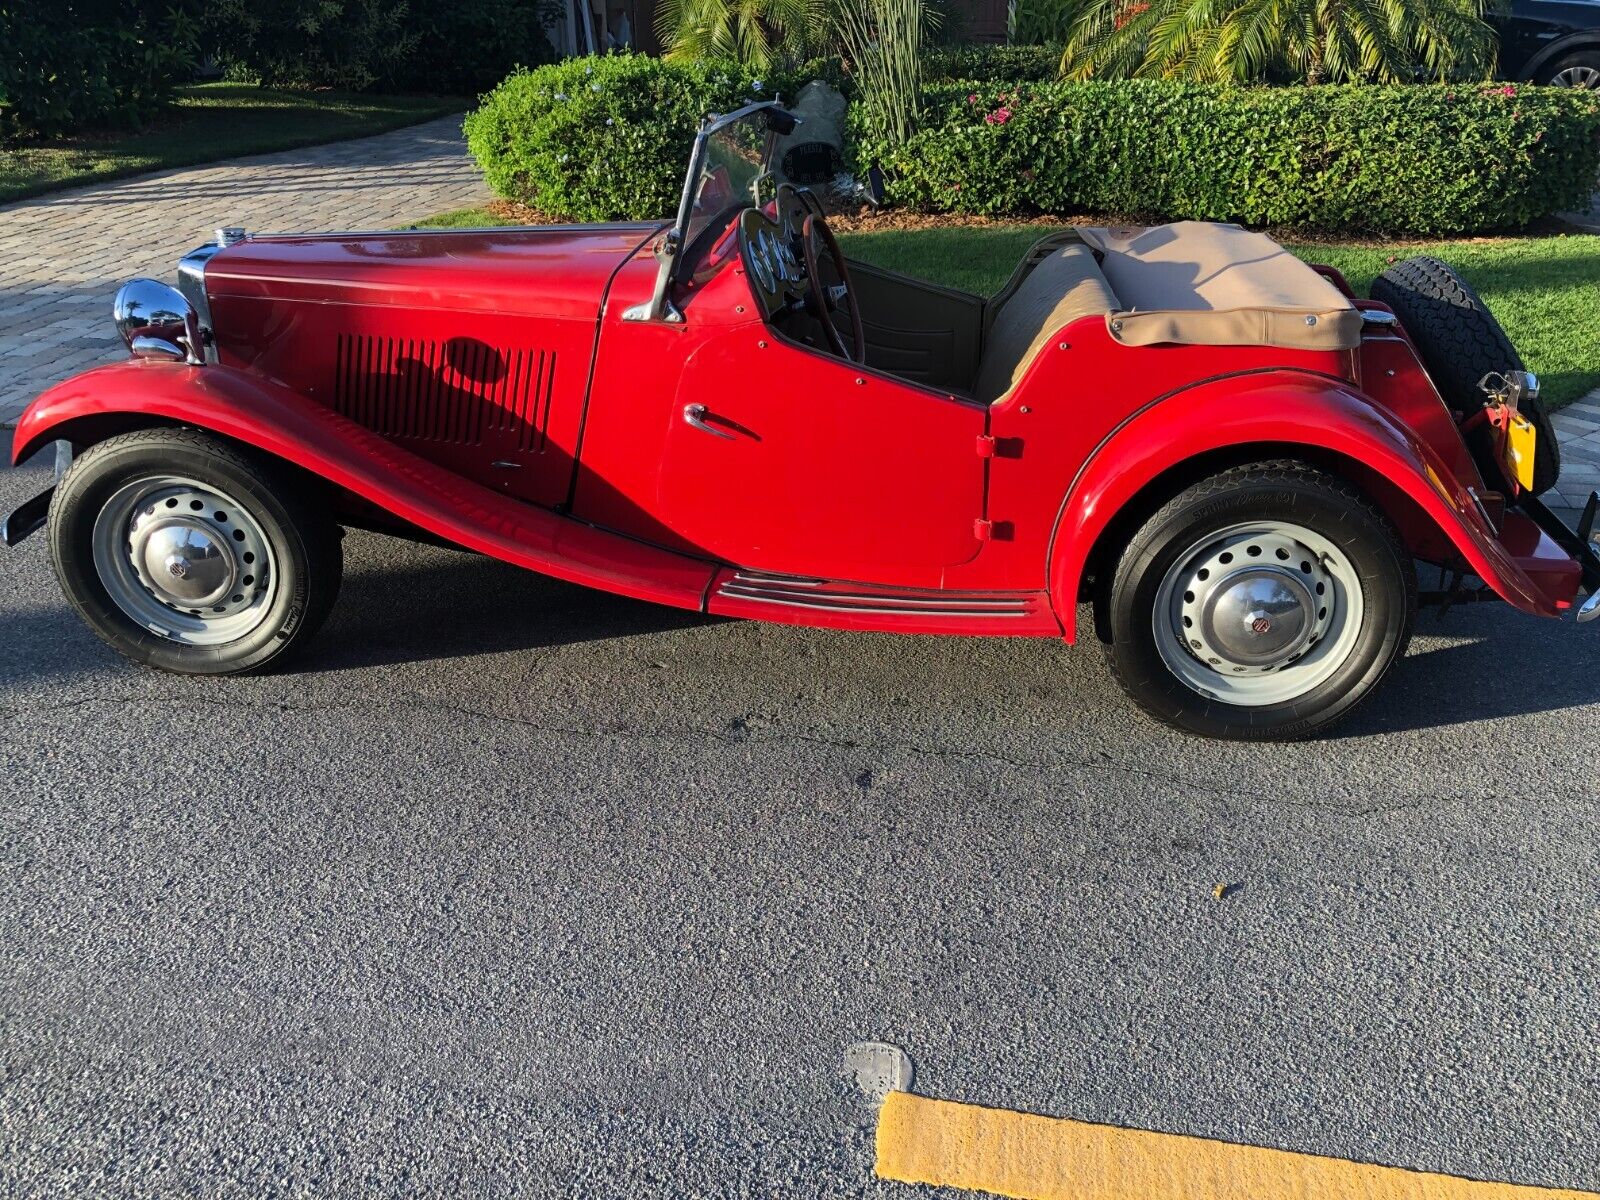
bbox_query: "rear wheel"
[1370,255,1559,495]
[1105,462,1415,740]
[48,428,342,674]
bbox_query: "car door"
[653,328,990,588]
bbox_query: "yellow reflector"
[1506,411,1538,492]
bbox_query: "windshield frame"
[622,100,798,325]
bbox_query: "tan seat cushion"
[1079,222,1361,352]
[974,243,1118,403]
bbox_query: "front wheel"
[48,428,343,675]
[1104,462,1415,740]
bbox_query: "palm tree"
[1061,0,1497,83]
[655,0,828,70]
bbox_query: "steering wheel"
[800,211,866,364]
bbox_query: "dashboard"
[737,184,825,322]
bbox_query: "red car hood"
[204,224,666,321]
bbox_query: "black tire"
[48,428,342,675]
[1370,255,1559,495]
[1541,50,1600,90]
[1104,461,1416,741]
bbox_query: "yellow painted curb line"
[876,1092,1597,1200]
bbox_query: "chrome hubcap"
[1153,522,1363,707]
[137,516,238,608]
[91,476,277,645]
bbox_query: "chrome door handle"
[683,403,735,440]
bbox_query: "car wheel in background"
[48,428,343,674]
[1104,461,1416,741]
[1370,255,1560,495]
[1544,51,1600,89]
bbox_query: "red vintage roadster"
[6,101,1599,738]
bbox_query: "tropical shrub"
[836,0,933,150]
[1062,0,1496,84]
[1006,0,1087,46]
[655,0,829,70]
[465,54,783,221]
[859,81,1600,235]
[0,0,199,139]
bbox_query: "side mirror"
[866,165,886,208]
[764,106,800,136]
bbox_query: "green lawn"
[1,83,466,204]
[418,209,1600,409]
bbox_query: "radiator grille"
[333,334,556,451]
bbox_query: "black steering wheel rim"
[800,210,866,365]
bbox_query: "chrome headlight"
[113,278,203,364]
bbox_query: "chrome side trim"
[723,588,1030,614]
[718,591,1034,618]
[732,571,826,588]
[717,571,1036,618]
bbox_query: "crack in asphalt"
[0,689,1495,817]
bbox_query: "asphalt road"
[2,445,1598,1199]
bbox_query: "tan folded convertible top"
[1079,222,1363,353]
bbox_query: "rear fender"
[1050,371,1572,637]
[12,361,716,611]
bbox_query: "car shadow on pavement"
[309,539,722,672]
[1334,609,1600,737]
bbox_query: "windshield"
[680,105,784,260]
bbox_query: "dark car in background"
[1496,0,1600,87]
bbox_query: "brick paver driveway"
[0,115,488,426]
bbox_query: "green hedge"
[465,54,799,221]
[861,81,1600,236]
[924,44,1063,83]
[1,1,198,139]
[466,58,1600,235]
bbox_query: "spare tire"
[1370,255,1559,495]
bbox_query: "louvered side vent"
[333,334,556,451]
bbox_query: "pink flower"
[967,93,979,104]
[1500,84,1516,97]
[984,106,1012,125]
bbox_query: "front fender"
[12,361,716,611]
[1049,371,1572,632]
